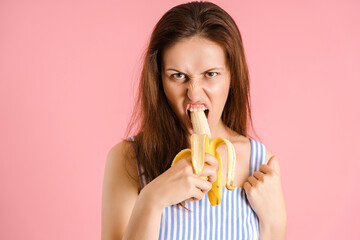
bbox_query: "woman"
[102,1,287,239]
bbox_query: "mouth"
[186,103,209,122]
[187,109,209,119]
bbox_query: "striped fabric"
[129,136,268,240]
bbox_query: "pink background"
[1,0,359,239]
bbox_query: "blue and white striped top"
[129,137,268,240]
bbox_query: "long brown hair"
[125,1,256,184]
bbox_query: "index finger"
[204,153,219,170]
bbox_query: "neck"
[209,120,230,140]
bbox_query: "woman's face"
[161,36,231,135]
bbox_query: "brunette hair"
[125,1,256,185]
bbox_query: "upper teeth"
[187,104,207,112]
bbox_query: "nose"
[187,78,202,101]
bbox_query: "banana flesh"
[172,109,236,206]
[190,134,206,174]
[190,111,212,139]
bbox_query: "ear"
[267,151,281,176]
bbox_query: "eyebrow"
[165,67,224,74]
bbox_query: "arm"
[259,220,287,240]
[244,149,287,240]
[101,140,217,239]
[122,185,163,240]
[259,150,287,240]
[101,140,162,240]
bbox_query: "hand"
[141,153,219,210]
[243,155,287,228]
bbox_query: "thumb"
[267,155,281,175]
[267,155,276,168]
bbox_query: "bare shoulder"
[108,139,134,159]
[101,139,140,239]
[105,139,140,190]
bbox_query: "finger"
[259,164,273,175]
[253,171,265,182]
[193,176,213,193]
[247,176,258,187]
[267,155,277,168]
[243,181,251,193]
[172,157,193,175]
[199,165,217,183]
[174,155,192,167]
[267,155,281,175]
[190,187,205,201]
[204,153,219,171]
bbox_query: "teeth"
[187,103,208,113]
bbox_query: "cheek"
[222,81,231,98]
[163,83,177,103]
[162,79,174,100]
[207,78,230,99]
[162,80,184,112]
[219,77,231,98]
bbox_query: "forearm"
[123,191,163,240]
[259,220,287,240]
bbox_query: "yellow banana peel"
[171,109,236,206]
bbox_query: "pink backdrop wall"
[1,0,359,239]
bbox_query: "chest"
[158,187,260,240]
[215,140,252,188]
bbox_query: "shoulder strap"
[249,138,267,176]
[128,136,147,190]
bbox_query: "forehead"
[162,36,228,71]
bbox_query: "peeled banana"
[171,106,236,206]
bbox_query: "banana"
[190,110,211,139]
[171,107,236,206]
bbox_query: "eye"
[205,72,218,78]
[170,73,186,80]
